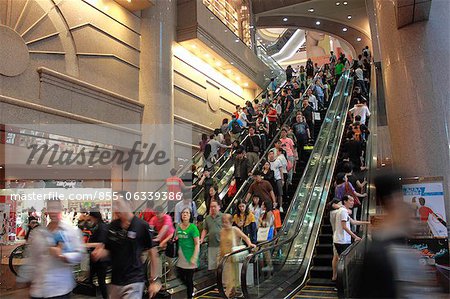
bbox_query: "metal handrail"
[239,74,353,299]
[215,71,351,297]
[336,63,379,298]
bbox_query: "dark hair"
[336,172,347,185]
[355,115,362,121]
[222,118,229,124]
[203,143,212,160]
[262,200,273,219]
[170,168,177,176]
[235,199,249,217]
[342,162,353,174]
[342,194,352,203]
[89,211,104,222]
[327,198,342,211]
[201,133,208,141]
[373,170,403,208]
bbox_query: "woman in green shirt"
[176,208,200,299]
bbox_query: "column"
[373,0,450,230]
[139,0,177,193]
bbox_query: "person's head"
[365,46,369,50]
[222,118,228,125]
[181,207,192,223]
[222,213,233,228]
[268,150,275,161]
[209,185,218,197]
[418,197,426,206]
[271,78,274,82]
[287,65,292,69]
[358,54,362,60]
[237,199,248,215]
[252,196,261,206]
[155,205,165,218]
[231,114,237,120]
[236,149,245,159]
[293,82,299,88]
[280,128,287,138]
[307,89,312,95]
[336,172,347,185]
[203,170,210,178]
[302,98,309,106]
[263,161,271,171]
[113,191,134,222]
[232,140,240,148]
[261,199,273,212]
[342,195,355,209]
[201,133,208,142]
[296,114,303,123]
[274,140,282,150]
[287,89,292,94]
[89,208,103,224]
[330,51,334,54]
[342,162,353,174]
[46,198,63,222]
[210,199,220,216]
[328,198,342,211]
[355,115,362,122]
[170,168,177,176]
[249,126,256,135]
[235,105,240,111]
[253,170,263,182]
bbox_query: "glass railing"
[256,45,285,85]
[337,64,379,298]
[216,71,354,298]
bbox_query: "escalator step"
[313,254,334,266]
[316,244,333,255]
[318,234,333,244]
[310,266,333,278]
[307,278,336,287]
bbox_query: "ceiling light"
[235,39,240,42]
[0,166,3,169]
[336,2,340,5]
[357,37,362,41]
[47,165,53,168]
[315,21,321,25]
[204,53,210,58]
[226,69,232,74]
[347,15,352,19]
[230,62,234,65]
[127,0,131,3]
[224,29,228,32]
[215,61,222,67]
[343,1,348,5]
[88,165,94,168]
[249,25,254,29]
[191,44,197,49]
[235,76,241,80]
[342,27,348,32]
[308,8,315,13]
[283,17,288,22]
[243,83,249,87]
[210,16,214,20]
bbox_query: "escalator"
[216,71,354,299]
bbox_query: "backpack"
[231,120,242,134]
[363,49,369,57]
[352,124,362,141]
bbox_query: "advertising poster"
[402,180,447,238]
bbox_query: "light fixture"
[230,61,234,65]
[235,39,240,43]
[204,53,210,58]
[224,29,228,32]
[249,25,254,29]
[342,27,348,32]
[88,165,94,168]
[127,0,131,2]
[315,21,321,25]
[347,15,352,19]
[226,69,232,74]
[47,165,53,168]
[210,16,214,20]
[191,44,197,49]
[308,8,315,12]
[336,1,340,5]
[0,166,3,169]
[215,61,222,67]
[243,83,249,87]
[357,37,362,41]
[343,1,348,5]
[235,76,241,80]
[283,17,288,22]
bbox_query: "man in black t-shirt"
[92,194,159,299]
[301,97,315,139]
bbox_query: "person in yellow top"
[220,214,255,298]
[232,199,257,243]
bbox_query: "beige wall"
[173,48,255,147]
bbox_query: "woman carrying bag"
[258,200,275,272]
[232,200,257,244]
[175,208,200,299]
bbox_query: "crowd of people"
[17,48,376,299]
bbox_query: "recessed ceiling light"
[226,69,232,74]
[230,62,234,65]
[342,27,348,32]
[315,21,321,25]
[343,1,348,5]
[283,17,288,22]
[47,165,53,168]
[210,16,214,20]
[235,39,240,42]
[347,15,352,19]
[249,25,254,29]
[308,8,315,13]
[204,53,210,58]
[224,29,228,32]
[88,165,94,168]
[243,83,249,87]
[357,37,362,41]
[127,0,131,3]
[191,44,197,49]
[215,61,222,67]
[336,2,340,5]
[235,76,241,80]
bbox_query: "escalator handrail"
[238,74,353,299]
[215,72,349,298]
[223,68,325,215]
[336,63,378,297]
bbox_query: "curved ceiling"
[256,15,371,56]
[253,0,371,52]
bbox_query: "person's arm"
[51,227,85,264]
[174,205,181,224]
[198,174,206,186]
[270,190,277,204]
[245,192,252,203]
[235,227,256,247]
[180,180,196,191]
[342,221,361,241]
[356,179,367,190]
[191,236,200,265]
[200,221,208,244]
[349,216,370,226]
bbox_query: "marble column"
[373,0,450,232]
[139,0,176,192]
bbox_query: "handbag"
[249,136,260,153]
[227,180,237,197]
[344,182,361,206]
[165,229,178,258]
[313,112,321,121]
[257,226,274,242]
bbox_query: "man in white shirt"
[19,199,84,298]
[239,108,249,128]
[354,65,367,95]
[207,134,231,158]
[349,99,371,125]
[333,195,369,256]
[306,89,318,111]
[268,150,284,211]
